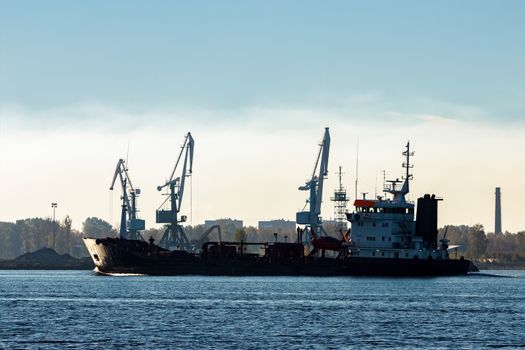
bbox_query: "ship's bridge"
[352,199,414,214]
[347,198,415,229]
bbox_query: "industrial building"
[258,219,296,231]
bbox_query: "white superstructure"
[346,142,450,260]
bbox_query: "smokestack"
[495,187,502,234]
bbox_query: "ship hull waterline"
[84,238,473,277]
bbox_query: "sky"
[0,0,524,232]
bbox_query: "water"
[1,270,524,349]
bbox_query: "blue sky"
[1,0,524,119]
[0,1,524,232]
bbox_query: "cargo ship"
[84,130,475,276]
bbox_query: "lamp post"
[51,203,57,250]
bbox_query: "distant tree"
[142,227,165,244]
[0,222,22,259]
[184,224,206,241]
[234,228,247,243]
[82,217,116,238]
[53,215,74,255]
[440,225,468,253]
[16,218,53,253]
[467,224,488,259]
[244,226,257,242]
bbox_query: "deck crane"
[156,132,194,250]
[109,159,145,240]
[296,127,331,240]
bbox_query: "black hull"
[84,238,473,277]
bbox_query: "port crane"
[109,159,145,240]
[296,127,331,241]
[156,132,194,249]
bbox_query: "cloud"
[416,114,458,125]
[2,94,508,133]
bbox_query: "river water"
[0,270,524,349]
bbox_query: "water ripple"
[0,270,524,349]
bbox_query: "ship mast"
[384,141,414,203]
[401,141,414,194]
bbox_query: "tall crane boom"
[296,127,331,238]
[156,132,194,249]
[109,159,145,240]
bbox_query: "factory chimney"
[495,187,502,234]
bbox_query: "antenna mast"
[403,141,414,181]
[331,166,349,234]
[402,141,414,195]
[354,138,359,199]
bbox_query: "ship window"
[372,252,375,256]
[373,223,376,227]
[388,237,391,241]
[382,237,385,241]
[405,253,409,257]
[93,254,100,262]
[381,252,385,256]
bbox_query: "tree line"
[0,217,116,259]
[441,224,525,263]
[0,216,523,263]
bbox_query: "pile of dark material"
[0,248,94,270]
